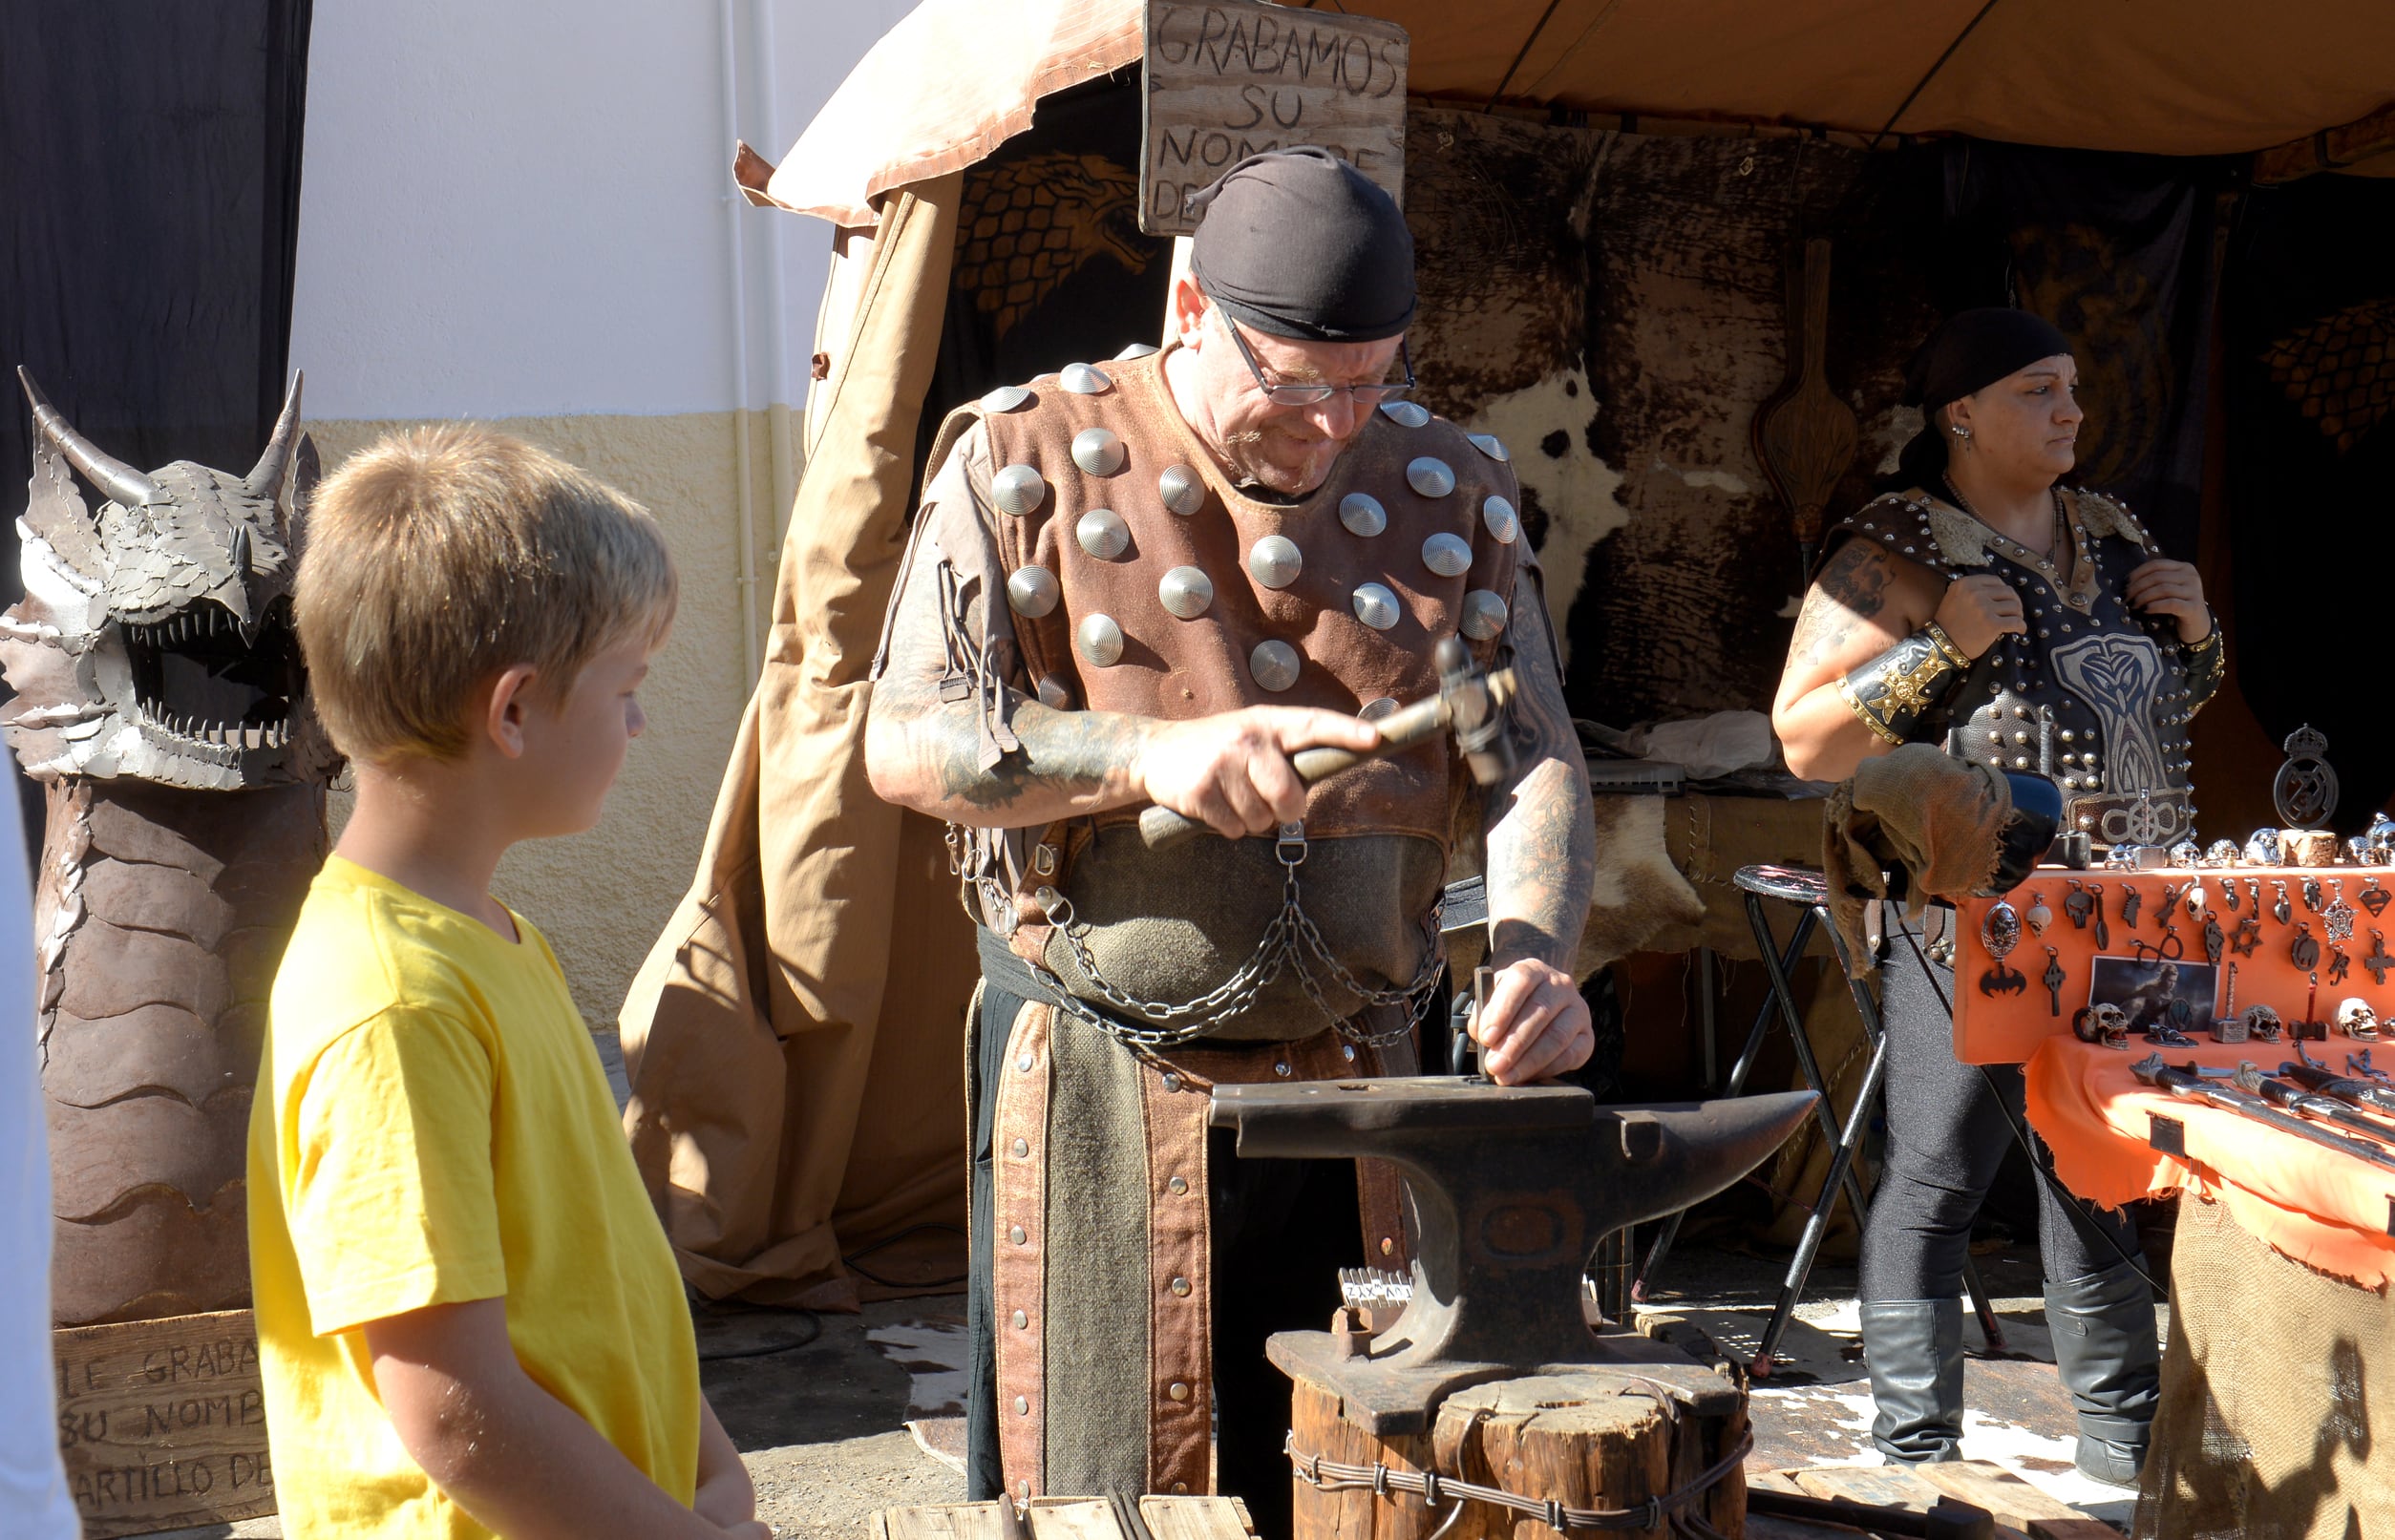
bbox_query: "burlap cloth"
[2134,1194,2394,1538]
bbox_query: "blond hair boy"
[248,426,765,1540]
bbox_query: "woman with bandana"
[1771,308,2221,1485]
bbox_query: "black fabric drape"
[1936,142,2236,560]
[0,1,312,842]
[2225,175,2395,825]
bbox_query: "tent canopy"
[762,0,2395,225]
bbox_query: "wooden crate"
[875,1495,1257,1540]
[54,1308,276,1539]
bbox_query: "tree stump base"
[1288,1360,1749,1540]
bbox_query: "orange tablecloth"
[2024,1035,2395,1288]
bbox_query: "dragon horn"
[244,372,305,498]
[18,368,160,507]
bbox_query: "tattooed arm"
[1472,567,1597,1084]
[862,436,1376,833]
[1770,535,1951,781]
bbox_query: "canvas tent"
[619,0,2395,1306]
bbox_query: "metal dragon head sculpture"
[3,369,339,789]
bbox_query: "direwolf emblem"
[2049,632,2167,792]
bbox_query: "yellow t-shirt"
[247,856,698,1538]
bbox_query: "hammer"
[1137,637,1517,850]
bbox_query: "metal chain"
[1041,826,1447,1049]
[1285,1425,1753,1533]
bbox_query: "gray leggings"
[1856,924,2144,1301]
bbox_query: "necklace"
[1942,475,2096,612]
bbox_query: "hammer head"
[1434,636,1515,786]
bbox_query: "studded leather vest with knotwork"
[963,347,1524,1039]
[1825,486,2205,849]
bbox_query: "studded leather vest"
[979,348,1523,843]
[957,347,1525,1035]
[1827,486,2206,848]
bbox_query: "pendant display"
[2232,917,2263,959]
[2274,881,2293,926]
[2157,882,2185,924]
[2353,1048,2389,1082]
[2131,922,2185,965]
[2362,875,2392,918]
[1978,901,2027,998]
[2186,878,2206,919]
[2303,876,2325,915]
[2368,930,2394,987]
[2090,884,2110,950]
[2223,878,2241,914]
[2247,879,2263,918]
[2325,880,2357,944]
[2120,885,2142,930]
[2065,879,2095,930]
[2203,916,2226,966]
[2291,922,2322,972]
[2025,890,2052,937]
[2042,946,2066,1019]
[2328,947,2353,987]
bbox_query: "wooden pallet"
[1748,1462,2113,1539]
[53,1308,276,1539]
[875,1496,1257,1540]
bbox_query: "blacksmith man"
[865,148,1595,1526]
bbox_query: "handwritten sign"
[54,1309,275,1538]
[1140,0,1409,236]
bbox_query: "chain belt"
[978,821,1446,1050]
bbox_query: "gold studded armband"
[2179,619,2224,713]
[1834,622,1972,746]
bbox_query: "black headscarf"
[1187,148,1415,342]
[1892,307,2074,490]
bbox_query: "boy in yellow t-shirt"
[248,427,766,1540]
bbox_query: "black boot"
[2044,1261,2160,1487]
[1860,1299,1966,1463]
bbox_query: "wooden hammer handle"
[1136,671,1514,851]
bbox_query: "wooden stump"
[1290,1368,1747,1540]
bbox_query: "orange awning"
[761,0,2395,225]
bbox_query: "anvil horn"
[18,368,160,508]
[244,372,306,499]
[1212,1078,1818,1415]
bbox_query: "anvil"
[1211,1077,1816,1432]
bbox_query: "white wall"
[289,0,917,420]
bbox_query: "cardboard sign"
[1140,0,1409,236]
[54,1309,276,1538]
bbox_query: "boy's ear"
[482,665,542,760]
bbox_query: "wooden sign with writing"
[1140,0,1408,236]
[54,1308,275,1538]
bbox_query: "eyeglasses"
[1220,315,1415,408]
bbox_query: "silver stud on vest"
[1422,532,1473,578]
[1114,341,1160,360]
[1059,362,1111,394]
[991,463,1047,517]
[1359,696,1400,721]
[1036,674,1075,709]
[1070,427,1126,476]
[1407,457,1456,497]
[1158,464,1204,517]
[1351,582,1401,631]
[1249,639,1301,692]
[1467,432,1510,462]
[1007,565,1061,618]
[1077,613,1125,667]
[1076,508,1131,559]
[1481,495,1520,544]
[1158,565,1214,619]
[1248,535,1303,589]
[1460,588,1510,641]
[1380,400,1431,428]
[981,384,1032,413]
[1339,492,1388,538]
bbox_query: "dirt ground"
[156,1234,2149,1540]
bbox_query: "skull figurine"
[2169,840,2203,869]
[2244,1003,2284,1044]
[2338,998,2383,1042]
[2075,1002,2131,1050]
[2245,829,2284,867]
[2207,839,2242,868]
